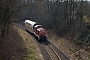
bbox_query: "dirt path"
[0,26,43,60]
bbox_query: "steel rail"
[48,44,61,60]
[42,42,61,60]
[42,43,53,60]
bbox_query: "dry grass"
[0,26,43,60]
[14,26,43,60]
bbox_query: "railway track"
[42,41,61,60]
[14,22,69,60]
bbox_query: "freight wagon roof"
[25,20,36,26]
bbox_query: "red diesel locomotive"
[25,20,46,40]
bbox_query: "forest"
[0,0,90,59]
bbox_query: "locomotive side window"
[37,25,42,28]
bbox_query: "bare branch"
[7,4,31,21]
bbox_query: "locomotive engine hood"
[37,28,46,36]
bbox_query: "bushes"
[73,31,90,46]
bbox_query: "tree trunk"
[0,25,9,41]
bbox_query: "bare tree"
[0,0,29,41]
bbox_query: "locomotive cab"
[34,25,42,34]
[34,25,46,40]
[37,28,46,40]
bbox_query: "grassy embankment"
[0,26,43,60]
[47,30,90,60]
